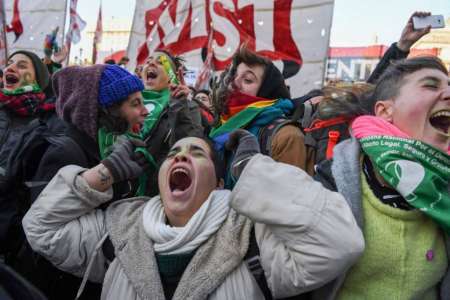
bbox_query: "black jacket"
[1,118,102,300]
[0,110,58,256]
[30,122,100,201]
[367,42,409,84]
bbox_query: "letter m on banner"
[128,0,335,96]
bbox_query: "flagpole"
[0,0,8,63]
[62,0,70,66]
[92,1,102,64]
[62,0,69,47]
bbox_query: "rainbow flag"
[210,98,292,139]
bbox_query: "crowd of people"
[0,11,449,300]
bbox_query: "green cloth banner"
[360,135,450,234]
[141,88,170,139]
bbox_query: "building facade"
[85,17,131,64]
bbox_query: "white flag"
[4,0,66,58]
[66,0,86,45]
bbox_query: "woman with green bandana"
[0,50,54,269]
[138,49,203,197]
[2,64,149,300]
[0,51,52,152]
[312,56,450,300]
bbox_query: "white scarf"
[142,189,231,255]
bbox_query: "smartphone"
[413,15,445,30]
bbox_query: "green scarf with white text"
[359,136,450,234]
[141,88,170,139]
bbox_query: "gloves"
[225,129,260,180]
[101,138,149,183]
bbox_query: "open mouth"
[169,167,192,193]
[5,73,19,85]
[146,70,158,80]
[429,110,450,136]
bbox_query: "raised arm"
[227,130,364,298]
[22,165,112,282]
[367,11,431,83]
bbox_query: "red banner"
[136,0,302,71]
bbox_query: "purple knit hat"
[54,65,106,140]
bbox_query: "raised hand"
[169,67,191,99]
[101,137,149,183]
[397,11,431,52]
[52,45,69,64]
[225,129,261,180]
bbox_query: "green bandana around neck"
[2,84,42,95]
[141,88,170,139]
[97,127,157,196]
[360,135,450,234]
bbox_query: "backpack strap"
[258,118,300,156]
[326,130,341,160]
[300,101,314,129]
[102,235,116,263]
[244,227,273,300]
[304,116,351,164]
[303,116,351,133]
[302,103,317,148]
[76,234,109,300]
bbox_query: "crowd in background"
[0,11,449,300]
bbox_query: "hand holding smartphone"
[412,15,445,30]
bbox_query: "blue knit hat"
[98,64,144,107]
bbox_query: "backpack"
[302,114,351,165]
[0,115,72,255]
[257,98,351,169]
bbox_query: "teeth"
[431,111,450,118]
[173,168,188,175]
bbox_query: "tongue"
[171,172,191,192]
[5,75,19,84]
[430,116,450,134]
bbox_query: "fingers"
[129,138,146,148]
[177,67,186,85]
[411,11,431,18]
[225,133,239,151]
[170,83,190,98]
[132,151,152,172]
[408,11,431,27]
[225,129,250,151]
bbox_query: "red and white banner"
[0,0,7,67]
[4,0,66,58]
[127,0,335,97]
[92,4,102,64]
